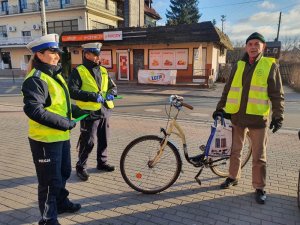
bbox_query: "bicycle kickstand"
[195,165,204,185]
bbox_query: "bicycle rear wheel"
[210,134,252,177]
[120,135,182,194]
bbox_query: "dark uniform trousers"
[76,116,110,169]
[29,138,72,221]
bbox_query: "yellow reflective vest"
[25,69,71,142]
[225,57,275,116]
[75,65,114,110]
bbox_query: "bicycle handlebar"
[169,95,193,110]
[182,102,194,110]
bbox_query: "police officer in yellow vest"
[213,32,284,204]
[68,42,117,181]
[22,34,83,225]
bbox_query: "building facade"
[60,22,232,85]
[0,0,160,72]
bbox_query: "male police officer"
[213,32,284,204]
[68,42,117,181]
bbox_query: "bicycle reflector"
[136,173,142,179]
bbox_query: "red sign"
[62,34,104,42]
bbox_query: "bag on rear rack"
[205,115,232,157]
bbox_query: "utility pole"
[275,11,281,41]
[39,0,47,35]
[221,15,226,33]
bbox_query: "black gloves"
[269,118,282,133]
[212,109,231,120]
[298,130,300,140]
[68,120,76,130]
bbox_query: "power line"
[200,0,263,9]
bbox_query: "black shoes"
[76,168,90,181]
[220,177,238,189]
[57,202,81,214]
[39,219,61,225]
[255,189,266,204]
[97,163,115,172]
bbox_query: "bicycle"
[120,95,252,194]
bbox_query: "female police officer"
[22,34,82,225]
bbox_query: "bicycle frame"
[148,104,231,185]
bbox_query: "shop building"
[0,0,160,73]
[60,21,233,85]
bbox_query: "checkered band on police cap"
[26,34,62,53]
[82,42,103,56]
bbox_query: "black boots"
[97,163,115,172]
[76,168,90,181]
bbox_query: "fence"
[280,63,300,90]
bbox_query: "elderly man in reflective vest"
[68,42,117,181]
[212,32,284,204]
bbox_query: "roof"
[60,21,233,50]
[144,3,161,20]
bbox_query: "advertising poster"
[100,50,112,68]
[149,49,188,70]
[118,52,129,80]
[149,50,162,69]
[175,49,188,69]
[162,50,175,69]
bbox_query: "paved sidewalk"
[0,106,299,225]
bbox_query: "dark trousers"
[76,117,110,170]
[29,138,72,223]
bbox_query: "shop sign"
[61,31,122,42]
[104,31,122,41]
[149,49,188,70]
[138,70,177,85]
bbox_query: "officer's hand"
[97,94,104,103]
[298,130,300,140]
[106,94,114,101]
[269,118,282,133]
[68,120,76,130]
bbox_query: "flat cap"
[246,32,265,44]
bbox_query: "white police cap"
[81,42,102,56]
[26,33,62,53]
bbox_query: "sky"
[151,0,300,44]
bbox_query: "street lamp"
[39,0,47,35]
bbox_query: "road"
[0,77,299,129]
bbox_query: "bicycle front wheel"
[120,135,182,194]
[297,170,300,208]
[210,134,252,177]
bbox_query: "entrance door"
[117,50,129,80]
[133,49,144,81]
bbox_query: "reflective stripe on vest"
[224,57,275,116]
[75,65,114,110]
[25,69,70,142]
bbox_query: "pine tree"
[166,0,201,25]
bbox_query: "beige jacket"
[216,53,284,128]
